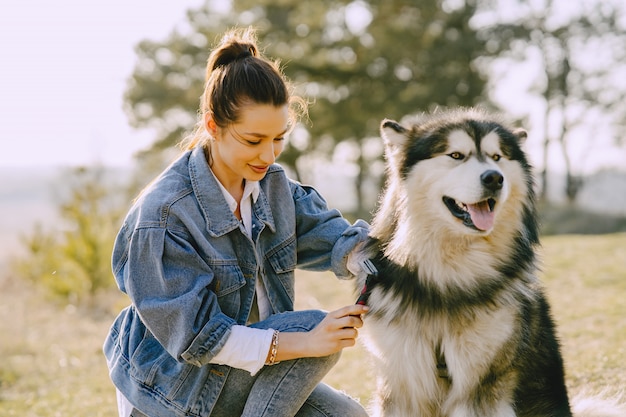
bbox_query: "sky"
[1,0,624,174]
[0,0,204,168]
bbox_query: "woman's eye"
[449,152,464,160]
[274,137,285,142]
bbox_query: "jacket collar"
[211,169,260,214]
[188,145,276,237]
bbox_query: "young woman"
[104,28,371,417]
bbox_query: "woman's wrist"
[264,331,312,363]
[265,329,280,365]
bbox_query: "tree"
[124,0,488,215]
[11,167,124,307]
[474,0,626,202]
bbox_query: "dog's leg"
[440,306,519,417]
[364,318,445,417]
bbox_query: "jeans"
[131,310,368,417]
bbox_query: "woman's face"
[207,103,289,189]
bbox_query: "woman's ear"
[204,113,218,138]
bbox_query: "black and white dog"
[356,108,625,417]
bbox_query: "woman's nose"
[259,142,276,164]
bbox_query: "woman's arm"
[290,181,370,277]
[267,304,369,363]
[121,226,236,365]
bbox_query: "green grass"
[1,234,624,415]
[538,234,626,393]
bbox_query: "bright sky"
[1,0,624,174]
[0,0,203,168]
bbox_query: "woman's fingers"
[337,314,364,330]
[327,305,368,329]
[338,326,359,340]
[305,305,369,356]
[330,304,369,319]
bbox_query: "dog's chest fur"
[362,286,520,416]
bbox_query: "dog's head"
[377,108,534,238]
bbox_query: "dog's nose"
[481,170,504,191]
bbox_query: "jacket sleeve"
[290,182,370,278]
[120,225,236,366]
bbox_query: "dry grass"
[297,233,626,407]
[0,277,122,416]
[539,234,626,394]
[0,234,624,415]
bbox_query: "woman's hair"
[180,27,307,151]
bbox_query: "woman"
[104,28,370,417]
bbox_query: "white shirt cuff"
[209,326,274,375]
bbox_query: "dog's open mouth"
[443,196,496,231]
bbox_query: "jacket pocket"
[129,327,174,387]
[209,263,246,319]
[265,236,297,304]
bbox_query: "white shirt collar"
[209,168,260,214]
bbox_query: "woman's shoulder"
[261,163,289,186]
[264,163,307,187]
[265,163,286,176]
[262,163,326,201]
[129,154,196,222]
[262,163,303,193]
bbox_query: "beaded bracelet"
[266,330,280,365]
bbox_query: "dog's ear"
[381,119,409,149]
[513,128,528,143]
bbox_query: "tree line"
[126,0,626,209]
[12,0,626,305]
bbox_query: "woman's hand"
[271,305,369,362]
[306,305,369,356]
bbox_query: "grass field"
[0,234,624,415]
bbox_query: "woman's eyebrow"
[242,128,288,138]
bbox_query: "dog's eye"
[448,152,464,160]
[492,154,501,162]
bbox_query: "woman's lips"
[249,164,269,174]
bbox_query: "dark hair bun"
[210,33,258,71]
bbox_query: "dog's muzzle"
[443,169,503,232]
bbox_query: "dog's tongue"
[467,201,495,231]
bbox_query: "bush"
[11,167,124,306]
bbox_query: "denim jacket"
[103,145,369,417]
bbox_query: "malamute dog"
[357,108,624,416]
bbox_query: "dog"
[356,108,624,416]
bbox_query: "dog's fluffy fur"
[358,108,624,416]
